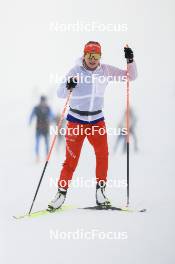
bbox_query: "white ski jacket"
[57,58,137,122]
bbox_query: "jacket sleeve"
[103,61,137,81]
[29,107,36,125]
[57,67,77,98]
[48,108,55,122]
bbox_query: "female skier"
[48,41,137,210]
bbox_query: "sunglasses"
[85,53,101,60]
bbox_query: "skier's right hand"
[66,77,77,90]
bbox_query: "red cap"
[84,42,101,54]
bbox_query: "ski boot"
[96,181,111,208]
[48,187,67,212]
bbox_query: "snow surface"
[1,0,175,263]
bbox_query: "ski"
[13,204,146,220]
[13,204,75,220]
[79,205,146,213]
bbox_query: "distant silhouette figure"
[113,107,138,153]
[29,95,55,162]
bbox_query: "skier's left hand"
[66,77,78,91]
[124,46,134,63]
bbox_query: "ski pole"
[28,90,72,215]
[125,44,130,207]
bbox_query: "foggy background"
[1,0,175,264]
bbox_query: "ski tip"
[12,214,30,220]
[122,207,147,213]
[139,208,147,212]
[13,215,24,220]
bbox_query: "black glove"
[66,77,77,90]
[124,47,134,63]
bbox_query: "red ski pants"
[58,120,108,189]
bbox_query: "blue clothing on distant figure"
[29,104,55,156]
